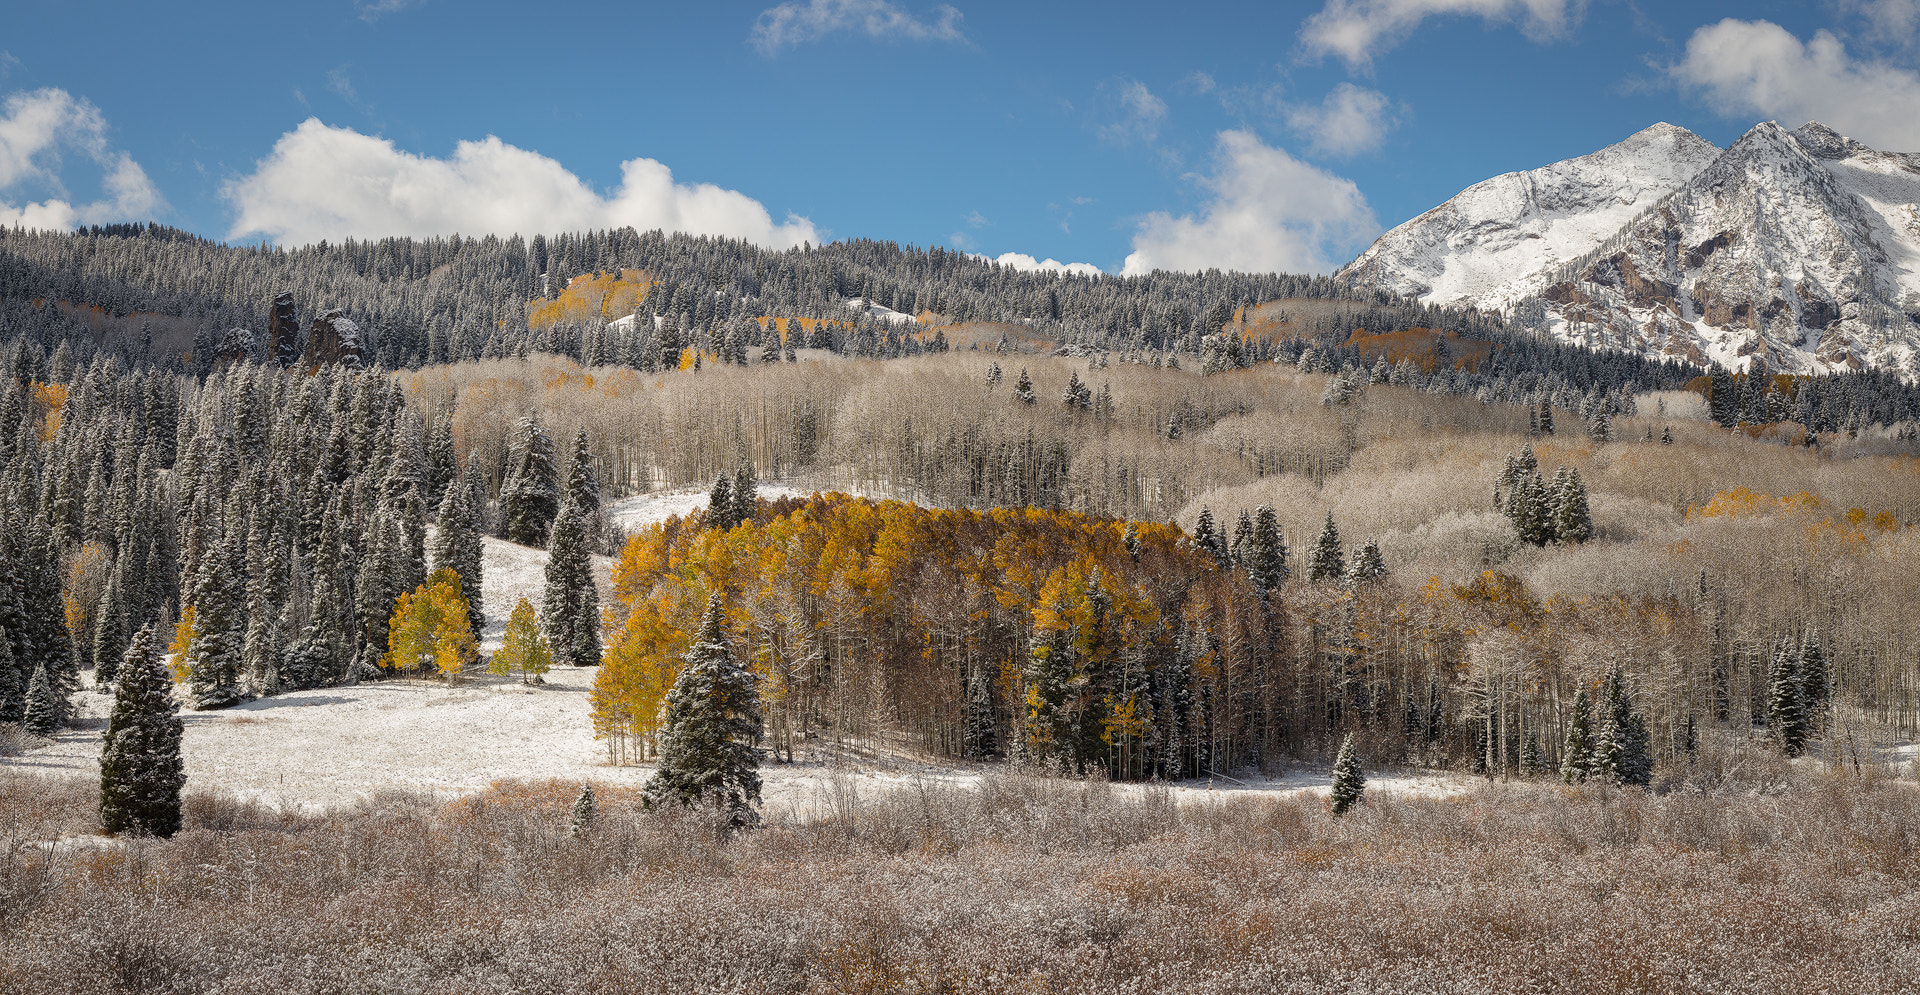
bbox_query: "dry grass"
[4,761,1918,994]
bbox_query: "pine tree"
[91,570,129,688]
[543,503,601,668]
[1245,505,1289,591]
[0,626,20,724]
[430,469,485,636]
[1192,508,1228,567]
[1561,688,1595,784]
[1013,369,1035,404]
[491,597,553,684]
[98,625,184,838]
[568,783,597,836]
[1307,513,1345,582]
[565,428,600,516]
[707,473,735,530]
[1348,539,1386,584]
[22,658,64,735]
[1767,637,1808,757]
[643,597,763,828]
[1537,399,1555,435]
[1330,733,1365,815]
[185,527,246,709]
[1549,468,1594,545]
[1798,629,1829,721]
[1593,666,1652,787]
[500,417,561,546]
[732,464,758,528]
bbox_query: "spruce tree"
[568,784,597,836]
[0,626,19,724]
[185,527,246,709]
[1550,468,1593,545]
[707,473,734,530]
[1013,369,1035,404]
[644,597,763,828]
[1307,513,1345,582]
[1245,505,1289,591]
[1798,629,1829,719]
[500,417,561,546]
[1561,688,1595,784]
[1191,508,1229,567]
[565,428,600,516]
[1593,666,1652,787]
[542,503,601,668]
[22,659,64,736]
[731,463,758,527]
[430,470,485,636]
[91,571,129,688]
[1330,733,1365,816]
[1767,637,1808,757]
[98,625,184,838]
[1348,539,1387,584]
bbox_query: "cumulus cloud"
[983,252,1104,278]
[1670,19,1920,152]
[0,87,162,230]
[1285,83,1401,156]
[750,0,964,53]
[1097,79,1169,146]
[1121,130,1379,277]
[1842,0,1920,43]
[224,118,819,248]
[1300,0,1580,68]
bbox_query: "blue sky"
[4,0,1919,276]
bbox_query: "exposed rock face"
[1340,120,1920,373]
[303,308,365,370]
[267,292,300,367]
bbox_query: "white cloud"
[1300,0,1580,68]
[1842,0,1920,42]
[1670,19,1920,152]
[983,252,1104,278]
[355,0,424,22]
[750,0,964,53]
[1097,79,1169,146]
[224,118,820,248]
[1285,83,1401,157]
[0,88,162,230]
[1179,71,1217,95]
[1121,130,1379,277]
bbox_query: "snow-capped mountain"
[1339,121,1920,373]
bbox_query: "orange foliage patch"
[1343,327,1492,373]
[527,269,652,331]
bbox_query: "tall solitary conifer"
[644,597,763,828]
[99,625,184,838]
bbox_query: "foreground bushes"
[3,767,1919,994]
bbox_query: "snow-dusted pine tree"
[644,597,763,829]
[542,503,601,668]
[1561,688,1595,784]
[568,783,597,837]
[1767,637,1808,757]
[98,625,184,838]
[1307,513,1345,583]
[1330,734,1365,816]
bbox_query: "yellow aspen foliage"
[385,568,479,682]
[491,597,554,684]
[167,606,197,684]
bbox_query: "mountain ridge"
[1339,120,1920,375]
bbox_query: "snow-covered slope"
[1342,121,1920,373]
[1339,123,1721,309]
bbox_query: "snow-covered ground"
[7,482,1479,815]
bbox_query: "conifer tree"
[491,597,553,684]
[543,503,601,668]
[1550,468,1593,545]
[1348,540,1387,584]
[0,626,19,724]
[91,571,129,688]
[643,597,763,828]
[98,625,184,838]
[1013,369,1035,404]
[569,783,597,836]
[565,428,600,516]
[500,417,561,546]
[22,658,64,735]
[1561,687,1595,784]
[1593,666,1652,787]
[1307,513,1345,582]
[1191,508,1229,567]
[1767,637,1808,757]
[1537,399,1555,435]
[707,473,734,530]
[1245,505,1289,591]
[185,527,246,709]
[1798,629,1829,720]
[1330,733,1365,815]
[731,463,758,528]
[430,470,485,635]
